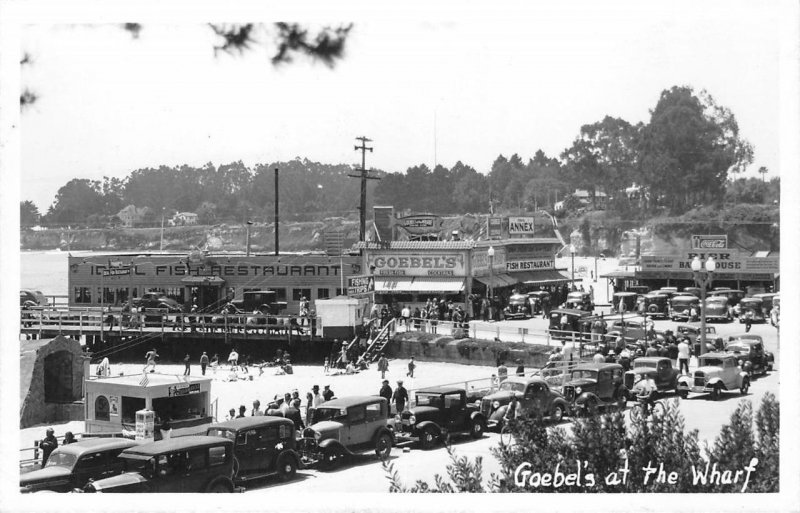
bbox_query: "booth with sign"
[85,373,213,438]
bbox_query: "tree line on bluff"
[22,86,778,228]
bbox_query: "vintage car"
[206,416,300,484]
[611,292,638,314]
[724,334,774,376]
[677,323,716,342]
[135,292,184,313]
[548,309,593,340]
[393,387,486,449]
[626,285,650,295]
[671,295,699,322]
[561,363,628,415]
[504,293,532,320]
[738,298,765,323]
[709,289,745,307]
[564,291,593,312]
[478,376,570,430]
[642,293,670,319]
[677,352,750,400]
[606,314,655,343]
[682,287,702,298]
[83,436,236,493]
[298,396,393,470]
[20,437,139,493]
[623,357,680,396]
[703,296,733,322]
[526,290,551,315]
[753,293,778,316]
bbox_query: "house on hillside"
[573,189,608,209]
[116,205,151,227]
[171,212,198,226]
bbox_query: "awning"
[473,274,516,288]
[375,277,465,293]
[600,269,637,279]
[519,269,576,285]
[181,276,226,285]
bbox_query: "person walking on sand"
[183,353,191,376]
[377,353,389,379]
[199,352,209,376]
[406,356,416,378]
[228,349,239,370]
[143,348,158,373]
[392,380,408,414]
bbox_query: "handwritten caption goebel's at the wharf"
[514,458,759,492]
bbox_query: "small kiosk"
[85,373,213,438]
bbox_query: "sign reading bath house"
[367,252,466,277]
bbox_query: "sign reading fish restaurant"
[508,216,536,235]
[506,259,555,272]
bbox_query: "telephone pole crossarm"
[350,136,380,242]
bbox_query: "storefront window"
[293,288,311,301]
[121,396,146,423]
[74,287,92,304]
[317,288,330,299]
[274,288,287,302]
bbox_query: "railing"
[363,318,397,360]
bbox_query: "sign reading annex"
[508,216,536,235]
[367,252,467,277]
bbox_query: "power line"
[348,136,381,242]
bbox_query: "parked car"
[607,314,655,343]
[526,290,551,316]
[671,295,699,322]
[642,293,670,319]
[564,291,593,312]
[709,289,745,307]
[20,289,48,307]
[677,353,750,400]
[20,437,139,493]
[298,396,393,471]
[206,416,300,484]
[682,287,702,298]
[623,357,680,396]
[135,292,184,313]
[478,376,569,430]
[737,298,765,323]
[393,387,486,449]
[548,309,593,340]
[561,363,628,415]
[504,293,532,320]
[626,285,650,295]
[724,335,774,376]
[753,293,778,317]
[83,436,236,493]
[702,296,733,322]
[611,292,638,314]
[677,323,717,342]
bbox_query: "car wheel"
[206,478,233,493]
[277,453,297,481]
[740,378,750,395]
[320,446,344,471]
[421,426,438,450]
[469,419,485,439]
[375,433,392,460]
[711,383,723,401]
[550,404,565,423]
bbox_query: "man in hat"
[677,337,691,375]
[406,356,416,378]
[39,428,58,467]
[392,380,408,414]
[311,385,324,407]
[322,385,335,402]
[379,380,393,415]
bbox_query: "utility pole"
[349,137,380,242]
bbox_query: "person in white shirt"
[401,305,411,330]
[677,338,691,375]
[310,385,324,407]
[592,351,605,364]
[251,400,263,416]
[228,350,239,369]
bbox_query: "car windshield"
[313,407,346,423]
[207,428,236,441]
[700,358,726,367]
[122,456,150,474]
[498,381,526,393]
[44,451,77,469]
[569,370,598,380]
[726,344,750,354]
[415,394,443,407]
[633,361,657,369]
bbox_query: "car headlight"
[576,387,583,395]
[394,414,401,423]
[314,431,322,440]
[492,401,500,409]
[409,415,416,424]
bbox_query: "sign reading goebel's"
[367,252,466,277]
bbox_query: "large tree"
[20,200,40,226]
[45,178,105,225]
[637,86,753,213]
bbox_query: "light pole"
[159,208,166,252]
[487,246,495,321]
[569,244,576,291]
[691,256,716,356]
[245,220,253,257]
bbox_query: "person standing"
[236,405,247,418]
[401,304,411,330]
[377,353,389,379]
[744,309,754,333]
[39,428,58,467]
[322,385,335,402]
[497,360,508,383]
[515,359,525,377]
[251,400,263,416]
[677,338,691,375]
[199,352,209,376]
[285,399,305,431]
[310,385,324,407]
[143,348,158,373]
[392,380,408,414]
[225,408,236,421]
[183,353,191,376]
[63,432,77,445]
[406,356,416,378]
[379,379,392,408]
[227,349,239,369]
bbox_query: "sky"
[18,2,782,212]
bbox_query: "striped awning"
[375,277,465,293]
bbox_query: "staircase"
[363,319,396,363]
[334,334,362,367]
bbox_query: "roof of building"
[354,241,474,250]
[88,373,212,388]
